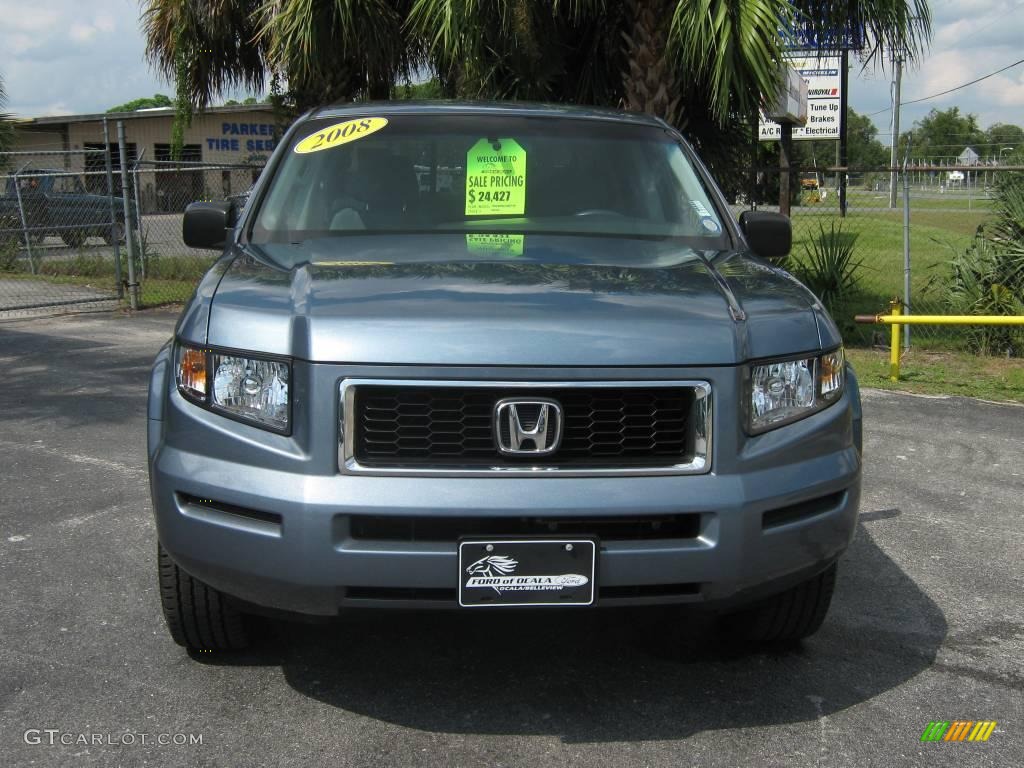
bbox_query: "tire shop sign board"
[759,54,842,141]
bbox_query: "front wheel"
[157,543,249,652]
[719,563,837,645]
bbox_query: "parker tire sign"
[759,54,842,141]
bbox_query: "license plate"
[458,538,597,607]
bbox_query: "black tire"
[103,220,126,246]
[157,543,249,652]
[61,230,86,248]
[720,563,837,645]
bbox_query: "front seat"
[329,149,418,231]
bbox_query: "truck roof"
[309,100,669,129]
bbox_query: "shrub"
[791,221,865,318]
[944,173,1024,355]
[0,212,20,270]
[0,239,17,271]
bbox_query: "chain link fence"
[0,147,263,316]
[122,159,263,307]
[0,149,123,315]
[4,142,1020,356]
[733,164,1024,353]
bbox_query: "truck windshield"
[249,113,730,248]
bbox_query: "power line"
[904,57,1024,105]
[873,132,1018,138]
[867,56,1024,117]
[880,141,1016,149]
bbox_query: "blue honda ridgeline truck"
[147,102,862,653]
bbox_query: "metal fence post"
[102,118,123,299]
[839,49,850,218]
[116,121,139,310]
[132,149,146,280]
[12,164,37,275]
[902,160,912,350]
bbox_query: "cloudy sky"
[2,0,1023,145]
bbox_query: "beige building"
[12,104,288,211]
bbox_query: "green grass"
[847,347,1024,403]
[0,252,209,308]
[0,271,196,307]
[893,196,994,212]
[138,280,197,306]
[805,187,995,212]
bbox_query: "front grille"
[348,513,702,542]
[351,385,699,468]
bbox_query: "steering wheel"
[573,208,625,217]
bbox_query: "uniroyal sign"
[759,54,842,141]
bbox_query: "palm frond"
[668,0,791,123]
[792,0,932,66]
[0,72,13,156]
[142,0,268,109]
[258,0,420,101]
[793,221,865,318]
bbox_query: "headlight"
[175,342,291,433]
[747,347,844,434]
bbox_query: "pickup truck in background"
[0,169,131,248]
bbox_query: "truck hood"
[200,234,825,366]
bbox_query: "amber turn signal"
[175,344,208,400]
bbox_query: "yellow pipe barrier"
[855,302,1024,381]
[858,314,1024,326]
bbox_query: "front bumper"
[148,349,862,615]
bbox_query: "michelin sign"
[759,54,842,141]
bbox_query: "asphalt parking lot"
[1,311,1021,768]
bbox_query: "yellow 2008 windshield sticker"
[465,138,526,216]
[294,117,388,154]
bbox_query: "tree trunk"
[367,79,392,101]
[620,0,681,125]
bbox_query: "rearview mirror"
[738,211,791,260]
[183,200,236,250]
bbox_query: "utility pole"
[888,55,903,209]
[839,49,850,217]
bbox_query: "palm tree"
[409,0,930,130]
[408,0,929,184]
[0,71,14,157]
[142,0,423,111]
[142,0,930,173]
[142,0,267,108]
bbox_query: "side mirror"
[738,211,791,260]
[183,200,236,250]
